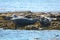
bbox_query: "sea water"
[0,30,60,40]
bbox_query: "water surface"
[0,30,60,40]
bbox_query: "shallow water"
[0,30,60,40]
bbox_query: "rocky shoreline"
[0,11,60,30]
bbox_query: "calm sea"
[0,30,60,40]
